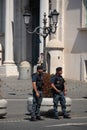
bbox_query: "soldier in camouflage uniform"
[51,67,70,119]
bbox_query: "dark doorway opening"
[30,0,40,67]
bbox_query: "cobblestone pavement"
[66,79,87,98]
[0,76,87,99]
[0,76,87,123]
[0,76,32,99]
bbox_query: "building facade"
[64,0,87,81]
[0,0,87,81]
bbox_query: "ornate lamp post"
[23,9,59,71]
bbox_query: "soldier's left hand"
[63,90,67,96]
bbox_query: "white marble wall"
[64,0,87,81]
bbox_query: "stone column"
[39,0,49,54]
[4,0,14,64]
[0,0,18,76]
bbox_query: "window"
[0,0,5,33]
[84,0,87,27]
[85,60,87,81]
[82,0,87,27]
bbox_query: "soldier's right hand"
[36,91,40,97]
[57,89,61,93]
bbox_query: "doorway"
[29,0,40,67]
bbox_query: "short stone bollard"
[0,99,8,118]
[19,61,31,80]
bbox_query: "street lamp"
[23,9,59,71]
[23,9,31,28]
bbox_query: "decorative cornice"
[78,27,87,31]
[46,47,64,51]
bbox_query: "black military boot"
[36,116,43,120]
[54,117,60,120]
[63,113,71,119]
[30,117,37,121]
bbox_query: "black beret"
[56,67,62,72]
[37,65,43,70]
